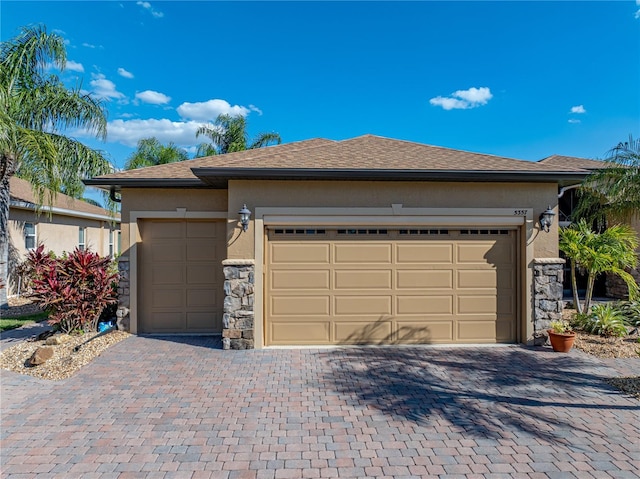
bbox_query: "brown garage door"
[265,228,517,345]
[139,219,226,334]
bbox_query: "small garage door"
[265,228,517,345]
[139,219,226,334]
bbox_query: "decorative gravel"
[0,330,130,380]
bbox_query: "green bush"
[618,301,640,327]
[575,303,628,337]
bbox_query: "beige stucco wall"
[226,180,560,259]
[119,188,228,256]
[8,208,119,295]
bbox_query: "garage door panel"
[187,221,219,238]
[149,221,184,239]
[187,289,217,308]
[271,243,330,264]
[458,270,497,288]
[334,244,391,263]
[396,321,453,342]
[187,264,215,284]
[334,296,392,315]
[150,289,184,309]
[150,243,184,262]
[334,270,392,289]
[149,265,184,285]
[496,320,514,341]
[270,322,330,344]
[458,295,496,314]
[271,270,330,290]
[149,312,186,331]
[396,295,453,315]
[335,321,392,343]
[397,244,453,263]
[458,321,498,341]
[186,312,215,330]
[497,268,515,289]
[397,270,453,289]
[187,239,220,261]
[271,296,330,315]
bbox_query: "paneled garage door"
[139,219,226,334]
[265,228,517,345]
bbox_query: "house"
[85,135,589,348]
[539,155,640,299]
[8,176,120,296]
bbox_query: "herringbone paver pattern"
[1,336,638,479]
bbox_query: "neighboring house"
[8,176,120,296]
[539,155,640,299]
[86,135,589,348]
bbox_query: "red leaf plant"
[24,245,119,333]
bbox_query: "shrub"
[575,303,628,337]
[25,245,119,333]
[618,301,640,327]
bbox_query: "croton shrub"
[23,245,119,333]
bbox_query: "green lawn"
[0,312,49,333]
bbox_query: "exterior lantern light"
[539,206,555,233]
[238,204,251,232]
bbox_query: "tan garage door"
[139,219,226,334]
[265,228,517,345]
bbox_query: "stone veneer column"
[532,258,565,345]
[222,259,255,350]
[116,256,131,331]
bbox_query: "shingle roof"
[86,135,589,188]
[539,155,607,170]
[10,176,118,219]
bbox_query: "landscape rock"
[45,334,72,346]
[29,346,55,366]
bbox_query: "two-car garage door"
[265,228,517,345]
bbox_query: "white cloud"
[429,87,493,110]
[249,104,263,116]
[87,73,126,102]
[65,60,84,73]
[118,67,134,79]
[137,1,164,18]
[636,0,640,19]
[570,105,586,114]
[568,119,581,124]
[103,118,202,146]
[135,90,171,105]
[177,99,251,121]
[82,42,96,49]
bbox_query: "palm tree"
[125,137,190,170]
[560,220,639,314]
[195,114,281,157]
[0,25,112,308]
[575,135,640,224]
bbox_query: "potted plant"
[548,319,577,353]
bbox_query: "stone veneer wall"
[533,258,565,345]
[606,268,640,300]
[116,256,131,331]
[222,259,255,350]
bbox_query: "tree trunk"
[584,273,596,314]
[0,173,11,309]
[570,259,582,314]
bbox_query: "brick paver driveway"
[1,336,638,479]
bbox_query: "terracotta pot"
[547,330,576,353]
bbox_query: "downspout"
[558,183,581,198]
[110,186,121,203]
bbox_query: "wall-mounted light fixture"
[238,204,251,232]
[539,206,555,233]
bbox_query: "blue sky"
[2,1,639,175]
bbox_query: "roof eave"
[191,168,590,187]
[83,178,208,192]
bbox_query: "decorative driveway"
[1,336,638,479]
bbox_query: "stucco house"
[8,176,120,296]
[539,155,640,299]
[85,135,590,349]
